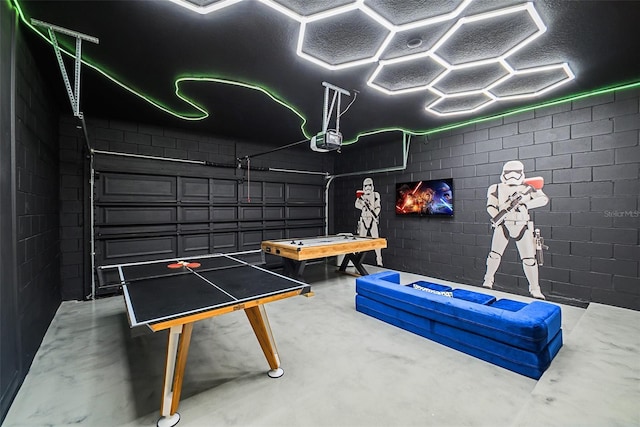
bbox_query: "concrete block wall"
[14,23,61,371]
[58,117,89,300]
[86,117,329,172]
[335,88,640,310]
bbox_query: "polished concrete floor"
[4,264,640,427]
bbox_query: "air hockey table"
[261,234,387,279]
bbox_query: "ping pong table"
[97,250,311,427]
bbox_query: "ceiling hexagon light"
[296,5,394,70]
[144,0,576,117]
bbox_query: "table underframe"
[146,289,304,427]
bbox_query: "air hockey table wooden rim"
[261,235,387,261]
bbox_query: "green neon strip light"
[11,0,640,148]
[341,79,640,146]
[11,0,310,137]
[417,80,640,138]
[174,76,308,137]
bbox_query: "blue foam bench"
[355,271,563,379]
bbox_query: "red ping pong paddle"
[167,263,184,269]
[356,190,364,198]
[167,261,201,269]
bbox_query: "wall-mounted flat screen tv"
[395,178,453,216]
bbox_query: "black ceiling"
[15,0,640,147]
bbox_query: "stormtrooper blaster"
[356,190,379,221]
[491,177,544,228]
[534,228,549,266]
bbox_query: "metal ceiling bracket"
[31,19,99,118]
[321,81,350,134]
[311,82,351,153]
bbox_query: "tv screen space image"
[395,178,453,216]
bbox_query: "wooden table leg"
[244,305,284,378]
[158,322,194,427]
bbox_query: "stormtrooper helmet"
[501,160,525,185]
[363,178,374,194]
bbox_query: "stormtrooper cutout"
[483,161,549,299]
[355,178,383,266]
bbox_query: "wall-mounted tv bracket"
[31,19,99,150]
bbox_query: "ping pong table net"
[97,250,266,290]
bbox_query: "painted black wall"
[0,4,61,421]
[0,2,19,421]
[335,88,640,310]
